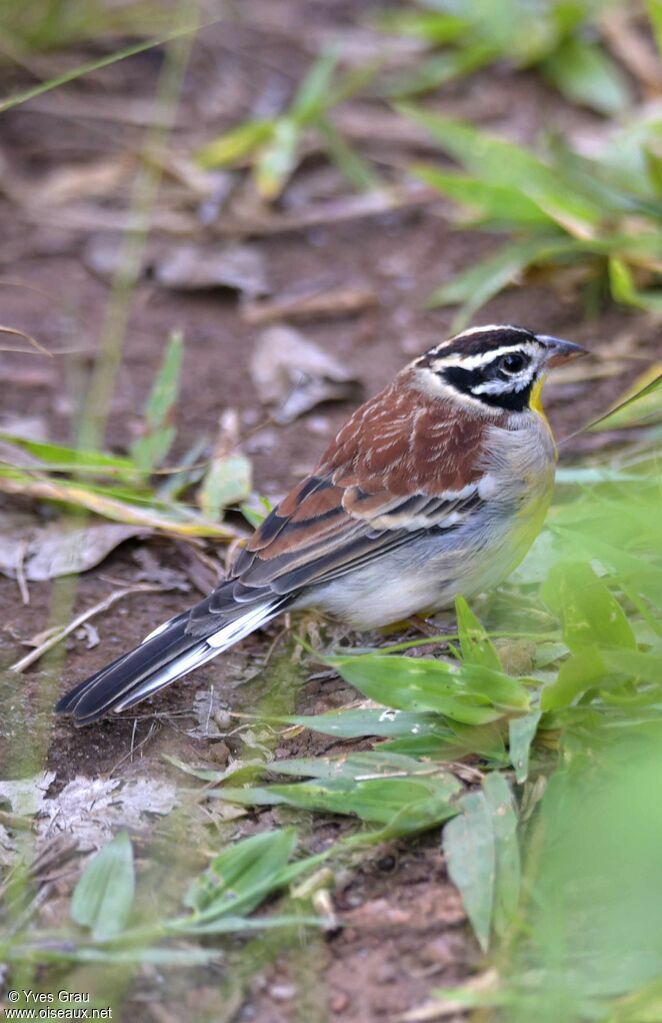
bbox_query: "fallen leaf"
[14,522,149,581]
[250,325,362,423]
[154,242,269,296]
[24,156,134,208]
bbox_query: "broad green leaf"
[506,732,662,1008]
[609,258,662,313]
[327,653,529,724]
[286,708,443,739]
[601,648,662,684]
[443,790,495,951]
[219,772,460,833]
[184,829,297,915]
[542,37,632,115]
[414,165,554,226]
[541,562,636,653]
[198,452,252,519]
[381,728,507,762]
[267,750,443,782]
[131,331,183,473]
[400,107,602,229]
[484,773,520,937]
[456,596,502,670]
[509,711,542,783]
[444,773,521,950]
[196,119,274,168]
[550,530,662,608]
[0,433,141,480]
[71,832,135,940]
[541,647,606,711]
[287,708,506,761]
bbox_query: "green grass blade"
[71,832,135,941]
[131,330,183,473]
[0,29,194,113]
[542,36,632,115]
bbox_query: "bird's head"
[413,324,587,414]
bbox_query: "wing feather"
[184,379,494,636]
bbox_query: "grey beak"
[537,334,589,367]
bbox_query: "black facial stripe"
[443,366,533,412]
[421,326,539,364]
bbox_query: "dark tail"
[56,598,283,726]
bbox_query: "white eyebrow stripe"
[431,342,540,371]
[450,324,532,341]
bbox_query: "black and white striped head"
[415,324,586,412]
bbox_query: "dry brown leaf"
[0,517,148,583]
[24,155,134,208]
[154,241,269,296]
[22,522,149,582]
[250,325,362,423]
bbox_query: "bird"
[56,323,586,725]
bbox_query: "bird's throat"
[529,376,556,454]
[530,376,545,415]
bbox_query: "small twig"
[10,582,174,673]
[0,324,51,356]
[109,720,160,775]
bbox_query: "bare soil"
[0,3,657,1021]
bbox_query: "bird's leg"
[406,614,440,637]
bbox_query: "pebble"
[208,741,230,766]
[269,983,296,1002]
[330,992,349,1014]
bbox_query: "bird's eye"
[499,352,527,374]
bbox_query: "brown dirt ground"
[0,3,658,1021]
